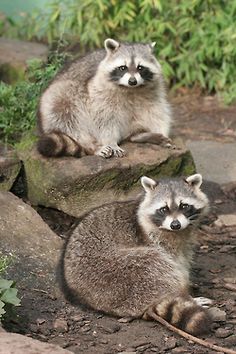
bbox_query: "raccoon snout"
[128,77,137,86]
[170,220,181,230]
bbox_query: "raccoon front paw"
[112,146,126,157]
[97,145,113,158]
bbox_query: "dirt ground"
[4,93,236,354]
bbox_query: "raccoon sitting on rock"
[37,38,172,158]
[62,173,212,335]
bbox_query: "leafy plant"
[0,278,21,319]
[3,0,236,103]
[0,255,20,320]
[0,50,68,144]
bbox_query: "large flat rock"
[0,332,72,354]
[187,140,236,185]
[0,191,62,293]
[18,138,195,218]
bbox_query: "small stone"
[216,214,236,226]
[224,283,236,292]
[99,323,121,334]
[208,307,226,322]
[70,314,84,322]
[163,337,177,350]
[36,318,46,325]
[117,317,133,323]
[225,334,236,346]
[99,338,108,344]
[219,245,236,253]
[53,318,68,332]
[215,328,233,338]
[172,347,189,353]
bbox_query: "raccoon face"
[103,38,161,88]
[138,174,209,232]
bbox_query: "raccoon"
[37,38,172,158]
[62,174,212,335]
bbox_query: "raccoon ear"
[104,38,120,53]
[149,42,156,53]
[141,176,157,192]
[185,174,202,188]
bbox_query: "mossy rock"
[18,138,195,218]
[0,145,21,191]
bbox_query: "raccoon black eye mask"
[62,173,235,354]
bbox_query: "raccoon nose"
[128,77,137,86]
[170,220,181,230]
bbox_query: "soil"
[4,92,236,354]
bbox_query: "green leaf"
[0,278,14,290]
[0,288,21,306]
[0,300,6,317]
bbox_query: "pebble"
[225,334,236,346]
[118,317,133,323]
[208,307,226,322]
[36,318,46,325]
[163,337,177,350]
[215,214,236,226]
[215,328,233,338]
[53,318,68,332]
[172,347,189,353]
[219,245,236,253]
[99,323,121,334]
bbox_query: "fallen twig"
[147,310,236,354]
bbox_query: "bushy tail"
[144,294,211,335]
[37,132,82,157]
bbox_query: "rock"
[215,328,233,338]
[225,334,236,346]
[53,318,69,333]
[0,38,48,83]
[18,138,195,218]
[0,332,72,354]
[0,145,21,191]
[0,191,62,292]
[186,140,236,185]
[163,337,177,350]
[208,307,226,322]
[215,214,236,227]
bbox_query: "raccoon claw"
[97,145,113,158]
[113,147,126,158]
[194,297,213,308]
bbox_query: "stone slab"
[0,191,62,293]
[0,332,72,354]
[18,138,195,218]
[186,140,236,185]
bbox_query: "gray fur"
[62,174,211,334]
[38,39,172,158]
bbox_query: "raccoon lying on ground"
[62,173,212,335]
[37,38,172,158]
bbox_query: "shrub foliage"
[0,256,21,320]
[10,0,236,103]
[0,52,67,144]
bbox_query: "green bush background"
[10,0,236,104]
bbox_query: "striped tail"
[143,294,212,335]
[37,132,82,157]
